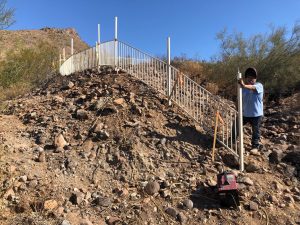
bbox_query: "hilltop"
[0,27,89,60]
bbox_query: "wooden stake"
[212,111,224,162]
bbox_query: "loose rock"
[165,207,178,218]
[144,181,160,195]
[54,134,68,148]
[182,199,193,210]
[76,109,89,120]
[249,201,259,211]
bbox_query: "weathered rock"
[125,120,140,127]
[128,92,135,103]
[97,130,110,140]
[269,195,278,203]
[131,104,142,115]
[269,149,283,164]
[144,181,160,195]
[36,136,47,145]
[93,122,104,133]
[250,148,260,156]
[93,197,111,207]
[245,162,260,172]
[61,220,71,225]
[88,151,96,160]
[106,216,121,225]
[44,199,58,211]
[69,192,85,205]
[38,151,46,162]
[3,188,15,200]
[94,98,109,110]
[161,180,170,189]
[222,154,239,167]
[293,195,300,202]
[240,177,254,186]
[282,150,300,165]
[249,201,259,211]
[54,147,64,153]
[67,81,75,89]
[19,175,27,182]
[53,96,64,103]
[292,187,300,194]
[207,178,217,187]
[284,165,296,177]
[54,134,68,148]
[28,180,38,188]
[160,138,167,146]
[178,212,188,224]
[113,98,125,105]
[117,188,129,197]
[165,207,178,218]
[182,199,193,210]
[76,109,89,120]
[272,181,283,191]
[284,194,295,203]
[82,139,94,152]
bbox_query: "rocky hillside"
[0,68,299,225]
[0,28,89,60]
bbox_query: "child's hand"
[238,78,245,87]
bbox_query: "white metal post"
[63,48,66,61]
[114,16,118,71]
[98,24,101,69]
[167,37,171,106]
[237,70,244,171]
[59,53,62,68]
[96,41,98,67]
[71,38,74,73]
[71,38,74,55]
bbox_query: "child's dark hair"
[245,67,257,78]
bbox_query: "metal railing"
[60,41,115,75]
[117,41,239,156]
[60,40,240,158]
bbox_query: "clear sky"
[6,0,300,60]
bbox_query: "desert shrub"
[0,0,14,29]
[171,22,300,100]
[0,42,58,100]
[205,82,219,95]
[173,56,204,78]
[211,22,300,99]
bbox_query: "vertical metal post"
[95,41,98,67]
[63,48,66,61]
[114,16,118,72]
[71,38,74,55]
[59,53,62,68]
[237,70,244,171]
[71,38,74,73]
[98,24,101,69]
[167,37,171,106]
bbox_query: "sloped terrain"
[0,68,299,225]
[0,28,89,60]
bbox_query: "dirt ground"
[0,69,299,225]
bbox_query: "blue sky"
[7,0,300,60]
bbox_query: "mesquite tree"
[0,0,14,29]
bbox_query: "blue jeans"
[243,116,262,148]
